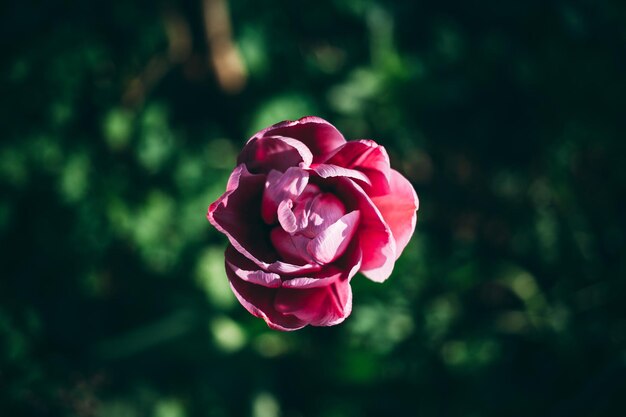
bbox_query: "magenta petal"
[296,192,346,238]
[324,140,391,196]
[251,116,346,162]
[208,164,276,266]
[226,261,307,331]
[266,260,322,275]
[261,167,309,224]
[275,246,361,326]
[273,266,356,327]
[332,178,396,282]
[281,254,361,288]
[238,135,313,173]
[212,173,323,275]
[270,227,313,265]
[225,245,282,288]
[281,276,337,289]
[277,200,297,233]
[307,210,360,264]
[312,164,372,186]
[371,169,419,258]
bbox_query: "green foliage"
[2,0,626,416]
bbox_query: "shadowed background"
[2,0,626,416]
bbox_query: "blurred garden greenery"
[2,0,626,416]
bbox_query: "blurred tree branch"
[203,0,247,94]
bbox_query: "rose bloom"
[207,117,418,330]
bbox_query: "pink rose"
[207,117,418,330]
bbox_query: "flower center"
[261,168,360,266]
[273,185,362,268]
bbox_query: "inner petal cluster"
[263,169,360,266]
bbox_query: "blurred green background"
[2,0,626,416]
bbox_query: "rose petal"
[331,178,396,282]
[227,241,362,330]
[371,169,419,258]
[324,140,391,196]
[273,281,352,327]
[238,135,313,173]
[259,232,360,280]
[295,192,346,238]
[312,164,372,186]
[270,227,313,265]
[307,210,360,264]
[277,200,297,233]
[208,164,276,264]
[250,116,346,162]
[226,261,307,331]
[281,276,337,289]
[266,260,322,275]
[261,167,309,224]
[281,253,362,288]
[273,250,361,326]
[225,245,282,288]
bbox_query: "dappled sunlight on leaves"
[195,247,235,309]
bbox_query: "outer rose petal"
[371,169,419,258]
[331,177,396,282]
[250,116,346,161]
[226,258,307,331]
[226,242,362,330]
[324,140,391,196]
[273,280,352,327]
[207,164,275,263]
[274,249,361,327]
[225,245,282,288]
[238,135,313,173]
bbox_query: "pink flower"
[207,117,419,330]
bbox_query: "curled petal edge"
[248,116,347,160]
